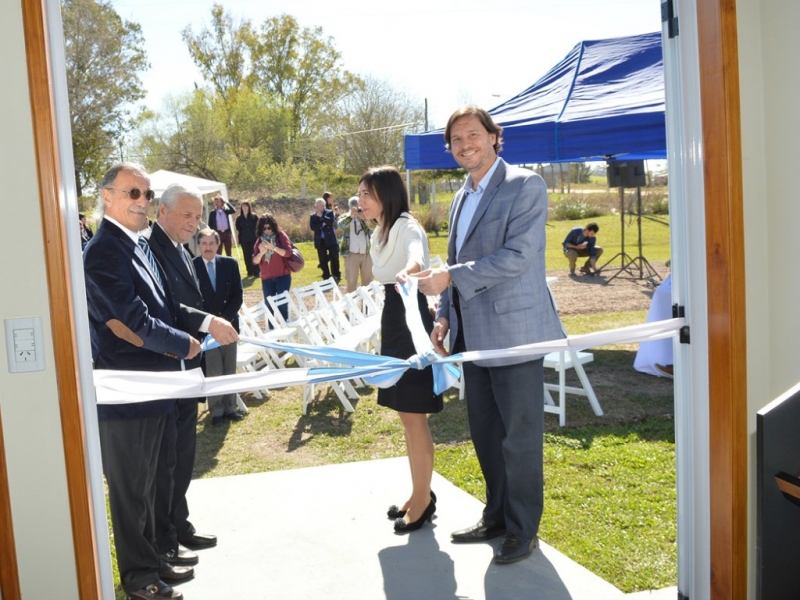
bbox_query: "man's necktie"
[138,236,163,287]
[207,259,216,291]
[178,244,193,276]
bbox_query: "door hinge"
[661,0,679,38]
[673,304,690,344]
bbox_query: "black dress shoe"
[225,411,244,422]
[179,532,217,548]
[158,564,194,583]
[127,580,182,599]
[494,533,539,564]
[451,517,505,543]
[159,545,198,566]
[211,415,224,426]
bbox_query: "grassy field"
[182,309,676,594]
[111,202,675,597]
[241,211,671,292]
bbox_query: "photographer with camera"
[563,222,603,276]
[337,195,374,292]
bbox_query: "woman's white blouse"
[370,213,429,284]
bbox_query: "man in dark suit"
[193,228,244,425]
[310,197,341,282]
[147,184,239,567]
[416,106,564,565]
[84,163,202,600]
[207,195,235,256]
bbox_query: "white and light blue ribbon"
[95,279,684,404]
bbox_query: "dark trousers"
[315,243,340,280]
[100,414,166,592]
[241,239,259,277]
[262,274,292,325]
[216,229,232,256]
[462,358,545,538]
[155,398,198,553]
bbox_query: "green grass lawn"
[239,213,670,289]
[185,309,676,594]
[111,220,675,597]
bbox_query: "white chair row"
[238,279,386,415]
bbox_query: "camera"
[356,207,363,213]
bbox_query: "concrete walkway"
[175,457,675,600]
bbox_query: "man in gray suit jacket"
[416,106,564,565]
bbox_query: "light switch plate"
[4,317,46,373]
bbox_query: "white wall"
[737,0,800,597]
[0,1,80,598]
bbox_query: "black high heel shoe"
[387,491,437,520]
[394,499,436,533]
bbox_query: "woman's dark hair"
[359,166,409,244]
[240,201,252,216]
[444,105,504,154]
[256,214,280,237]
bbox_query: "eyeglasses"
[264,226,272,231]
[105,187,156,201]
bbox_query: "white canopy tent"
[148,169,230,204]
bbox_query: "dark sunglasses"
[105,187,156,201]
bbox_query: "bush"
[643,192,670,215]
[549,196,606,221]
[412,199,451,234]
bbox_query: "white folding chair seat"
[239,301,298,370]
[543,350,603,427]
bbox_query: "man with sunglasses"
[85,163,209,600]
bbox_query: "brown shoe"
[655,363,674,379]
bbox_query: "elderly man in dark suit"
[207,195,235,256]
[193,228,244,425]
[84,163,203,600]
[416,106,564,565]
[147,184,238,568]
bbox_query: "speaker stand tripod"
[600,186,662,286]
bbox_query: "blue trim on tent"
[404,32,666,169]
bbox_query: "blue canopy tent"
[404,32,666,169]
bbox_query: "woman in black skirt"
[359,166,443,533]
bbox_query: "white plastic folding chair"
[540,277,602,426]
[543,350,603,427]
[267,291,359,414]
[239,300,298,370]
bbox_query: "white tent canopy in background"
[149,169,230,204]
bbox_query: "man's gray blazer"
[437,159,564,367]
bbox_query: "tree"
[136,88,293,188]
[137,91,228,181]
[336,77,424,174]
[181,4,252,102]
[248,14,362,144]
[569,162,592,184]
[62,0,148,196]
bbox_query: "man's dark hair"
[444,105,504,153]
[586,222,599,233]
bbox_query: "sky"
[112,0,663,130]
